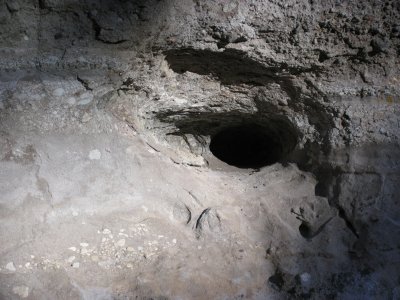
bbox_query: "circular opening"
[209,122,295,169]
[299,222,312,239]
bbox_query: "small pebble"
[116,239,126,247]
[88,149,101,160]
[77,93,93,105]
[81,113,92,123]
[53,88,65,97]
[72,262,80,268]
[300,272,312,285]
[67,256,76,263]
[80,243,89,247]
[5,262,16,272]
[68,247,77,252]
[66,97,76,105]
[12,286,29,298]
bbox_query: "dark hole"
[268,270,285,291]
[299,222,312,239]
[209,124,285,169]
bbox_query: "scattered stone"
[116,239,126,247]
[66,97,76,105]
[102,229,111,234]
[12,286,29,298]
[77,93,93,105]
[67,256,76,263]
[88,149,101,160]
[81,113,92,123]
[68,247,77,252]
[72,211,79,217]
[80,242,89,247]
[53,88,65,97]
[194,208,222,239]
[72,262,80,268]
[172,239,177,244]
[5,262,16,272]
[300,272,312,285]
[173,202,192,224]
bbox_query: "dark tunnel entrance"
[209,123,294,169]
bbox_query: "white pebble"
[66,97,76,105]
[80,243,89,247]
[102,229,111,234]
[172,239,177,244]
[72,262,80,268]
[68,247,77,252]
[88,149,101,160]
[67,256,76,263]
[116,239,126,247]
[5,262,16,272]
[300,272,312,284]
[12,286,29,298]
[77,93,93,105]
[53,88,65,97]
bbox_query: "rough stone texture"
[0,0,399,299]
